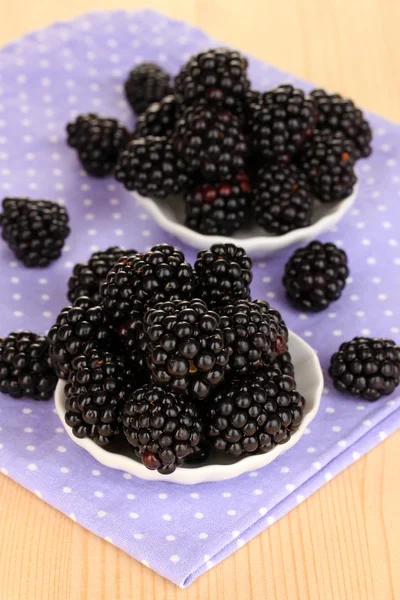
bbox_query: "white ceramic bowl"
[55,331,323,485]
[136,183,358,258]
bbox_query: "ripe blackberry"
[194,243,253,309]
[207,371,305,457]
[310,89,372,159]
[64,349,133,446]
[122,384,203,474]
[144,299,230,400]
[248,85,317,162]
[173,106,248,182]
[329,338,400,401]
[100,244,194,322]
[134,95,177,139]
[185,172,251,236]
[0,197,69,267]
[253,164,314,235]
[0,331,56,400]
[283,241,349,311]
[219,300,288,377]
[116,299,148,370]
[125,62,172,115]
[115,136,188,199]
[274,351,295,378]
[174,48,250,117]
[48,296,115,379]
[66,114,130,177]
[68,246,137,304]
[297,131,357,202]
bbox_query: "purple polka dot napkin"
[0,9,399,588]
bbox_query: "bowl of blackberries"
[65,48,372,257]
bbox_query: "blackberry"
[310,89,372,159]
[66,114,130,177]
[253,164,314,235]
[185,172,251,236]
[248,85,317,162]
[0,197,69,267]
[275,351,295,378]
[297,131,357,202]
[122,384,203,474]
[329,338,400,401]
[184,440,211,464]
[207,371,305,457]
[100,244,194,322]
[246,89,262,107]
[125,62,172,115]
[134,95,177,139]
[64,349,133,446]
[48,296,115,379]
[194,243,253,309]
[0,331,56,400]
[220,300,288,377]
[144,299,230,400]
[174,48,250,117]
[283,241,349,311]
[115,136,188,199]
[116,299,148,370]
[68,246,137,304]
[173,106,248,182]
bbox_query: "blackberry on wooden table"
[125,62,172,115]
[133,95,177,139]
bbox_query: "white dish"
[55,331,323,484]
[136,183,358,258]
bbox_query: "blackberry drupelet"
[310,89,372,159]
[173,106,248,182]
[125,62,172,115]
[68,246,137,304]
[64,348,133,446]
[0,197,69,267]
[329,337,400,401]
[207,371,305,456]
[194,243,253,309]
[48,296,115,379]
[283,241,349,311]
[274,351,295,378]
[116,299,148,370]
[253,164,314,235]
[134,95,177,139]
[123,383,203,474]
[219,300,288,377]
[174,48,250,117]
[144,299,230,400]
[248,85,317,162]
[115,136,188,198]
[0,331,56,400]
[66,113,130,177]
[297,131,357,202]
[185,172,251,236]
[100,244,194,322]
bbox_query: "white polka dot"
[379,431,387,441]
[248,471,258,477]
[105,536,113,544]
[306,447,316,453]
[195,512,204,519]
[296,494,304,503]
[129,512,139,519]
[312,462,322,470]
[122,473,132,480]
[285,484,295,492]
[97,511,107,518]
[63,487,72,494]
[333,330,342,336]
[127,493,135,500]
[141,559,149,567]
[170,555,180,563]
[162,514,172,521]
[328,312,337,319]
[258,507,267,516]
[1,468,8,475]
[337,440,347,448]
[34,490,42,499]
[158,493,168,500]
[199,532,208,539]
[325,473,333,481]
[57,446,66,453]
[352,452,360,461]
[362,420,372,427]
[24,427,33,433]
[280,466,290,473]
[69,513,76,522]
[356,405,365,411]
[94,491,103,498]
[303,331,313,337]
[190,492,199,499]
[28,464,37,471]
[227,510,236,516]
[26,445,35,451]
[325,407,335,414]
[60,467,69,473]
[253,489,263,495]
[166,535,176,541]
[222,492,231,498]
[92,469,101,476]
[133,533,143,540]
[22,408,32,414]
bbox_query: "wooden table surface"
[1,1,400,599]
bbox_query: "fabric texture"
[0,9,399,588]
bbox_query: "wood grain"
[1,1,400,598]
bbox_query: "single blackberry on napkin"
[144,299,230,400]
[123,383,203,474]
[115,136,189,198]
[0,331,56,400]
[329,337,400,401]
[68,246,137,304]
[248,85,317,162]
[66,113,130,177]
[0,197,69,267]
[207,370,305,457]
[174,48,250,117]
[253,163,314,235]
[310,88,372,159]
[173,106,248,182]
[283,241,349,311]
[48,297,115,380]
[194,243,253,309]
[133,95,178,139]
[125,62,172,115]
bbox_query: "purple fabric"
[0,9,399,588]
